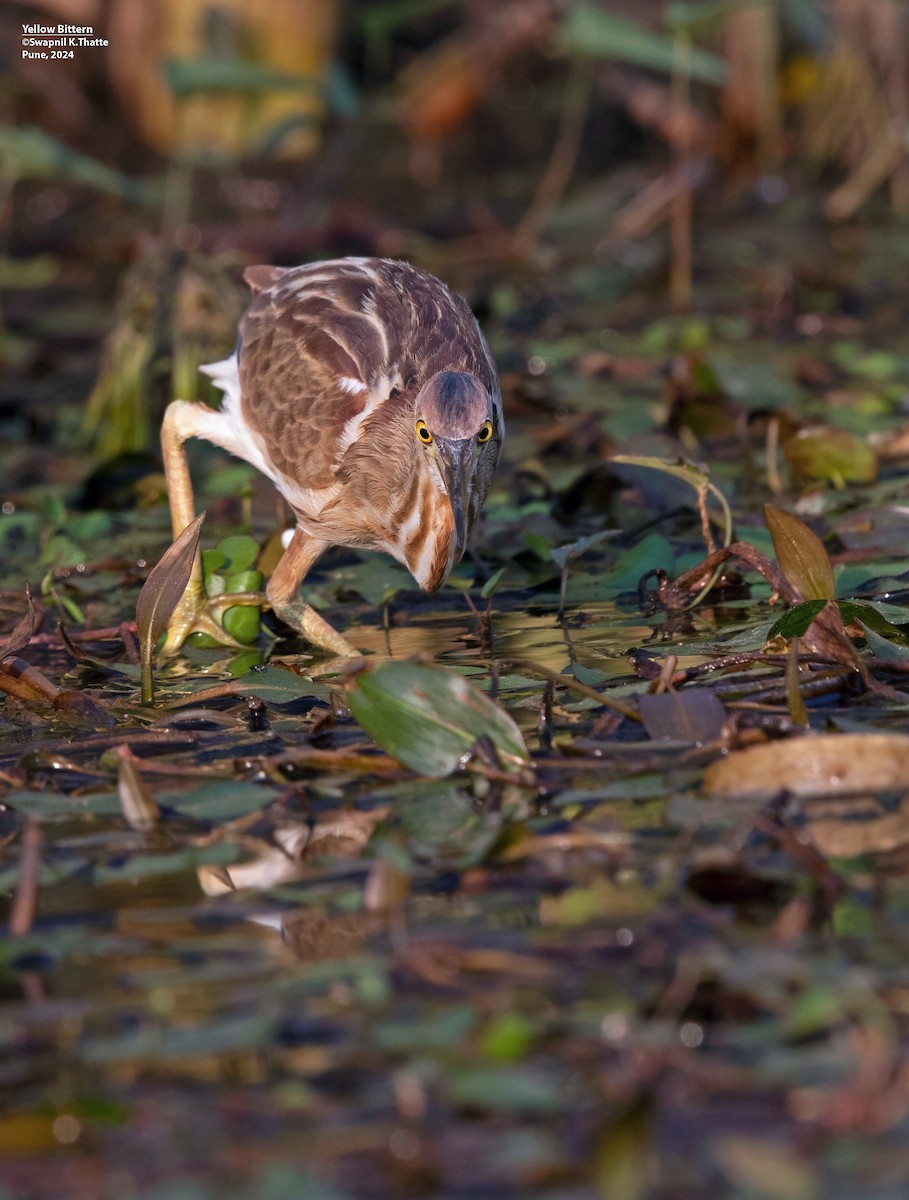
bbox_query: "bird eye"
[416,420,433,444]
[477,420,493,444]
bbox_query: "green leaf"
[858,622,909,662]
[201,547,227,577]
[560,3,728,84]
[0,124,157,204]
[217,534,260,574]
[448,1066,565,1114]
[168,781,275,821]
[838,600,909,643]
[221,569,264,643]
[764,505,835,601]
[229,665,330,704]
[766,599,828,640]
[348,661,529,777]
[333,557,412,606]
[783,426,877,486]
[481,1012,535,1063]
[164,58,320,98]
[136,512,206,705]
[605,533,675,593]
[480,566,507,600]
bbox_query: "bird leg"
[267,527,359,657]
[159,400,256,656]
[160,399,358,658]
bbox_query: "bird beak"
[436,437,474,554]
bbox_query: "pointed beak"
[436,437,474,555]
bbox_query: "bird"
[159,256,503,657]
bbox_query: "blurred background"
[2,0,908,514]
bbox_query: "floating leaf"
[348,660,529,777]
[136,512,205,705]
[639,690,727,745]
[606,533,676,593]
[230,665,330,705]
[447,1066,566,1114]
[221,569,265,643]
[764,505,835,601]
[783,425,877,486]
[217,534,260,574]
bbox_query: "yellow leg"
[267,528,359,657]
[159,400,358,658]
[159,400,246,656]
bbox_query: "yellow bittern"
[160,257,503,656]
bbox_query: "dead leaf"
[704,733,909,800]
[136,511,205,704]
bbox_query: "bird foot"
[270,595,359,658]
[159,580,261,657]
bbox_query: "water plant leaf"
[838,600,909,643]
[783,425,878,486]
[230,665,330,704]
[767,599,828,640]
[0,124,156,204]
[136,512,205,705]
[858,622,909,662]
[348,660,529,777]
[764,505,835,601]
[217,534,260,574]
[561,3,728,85]
[0,585,38,661]
[221,569,265,643]
[638,689,727,744]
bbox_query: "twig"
[10,821,42,937]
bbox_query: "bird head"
[414,370,502,556]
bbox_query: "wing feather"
[236,258,498,493]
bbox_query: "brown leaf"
[703,733,909,800]
[116,746,161,830]
[765,505,836,601]
[639,690,727,745]
[136,511,205,704]
[0,586,39,662]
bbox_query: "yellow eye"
[416,419,433,444]
[477,420,493,444]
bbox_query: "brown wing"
[237,258,497,490]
